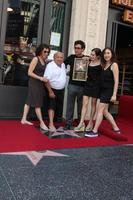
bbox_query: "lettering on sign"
[112,0,133,8]
[123,9,133,23]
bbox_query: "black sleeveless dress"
[100,64,114,103]
[83,64,102,98]
[26,58,46,107]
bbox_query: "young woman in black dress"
[21,44,51,131]
[85,47,120,137]
[74,48,102,132]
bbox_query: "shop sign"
[50,32,61,47]
[112,0,133,23]
[123,9,133,23]
[112,0,133,8]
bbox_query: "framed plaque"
[72,58,89,81]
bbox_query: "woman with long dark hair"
[21,44,50,131]
[74,48,102,132]
[85,47,120,137]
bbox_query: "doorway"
[116,24,133,96]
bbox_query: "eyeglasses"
[43,50,50,54]
[74,47,82,50]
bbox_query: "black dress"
[100,64,114,104]
[26,58,46,107]
[83,64,102,98]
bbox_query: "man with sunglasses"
[64,40,86,130]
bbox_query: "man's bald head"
[54,52,64,66]
[54,52,64,59]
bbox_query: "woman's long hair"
[91,48,102,58]
[35,44,50,56]
[101,47,117,68]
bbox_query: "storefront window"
[49,0,65,59]
[3,0,40,86]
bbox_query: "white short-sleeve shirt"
[44,61,66,90]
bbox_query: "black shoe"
[85,131,98,137]
[63,124,73,130]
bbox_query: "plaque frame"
[72,58,88,81]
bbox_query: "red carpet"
[0,120,133,153]
[99,121,128,141]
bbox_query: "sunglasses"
[43,50,50,54]
[74,47,82,50]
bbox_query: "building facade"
[68,0,109,55]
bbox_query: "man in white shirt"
[44,52,66,132]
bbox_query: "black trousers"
[49,88,65,121]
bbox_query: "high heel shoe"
[49,125,56,132]
[85,122,93,131]
[85,125,93,132]
[112,129,121,134]
[74,123,85,132]
[40,124,49,132]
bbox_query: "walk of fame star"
[1,150,69,166]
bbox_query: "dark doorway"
[116,24,133,48]
[116,24,133,96]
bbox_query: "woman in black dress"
[21,44,51,131]
[74,48,102,132]
[85,47,120,137]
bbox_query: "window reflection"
[49,1,65,59]
[3,0,40,86]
